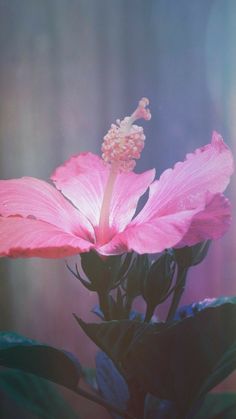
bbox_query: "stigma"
[101,98,151,172]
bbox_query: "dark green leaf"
[128,302,236,414]
[0,331,37,348]
[74,314,151,372]
[0,369,79,419]
[96,351,129,419]
[0,332,81,390]
[144,394,177,419]
[194,393,236,419]
[195,341,236,405]
[76,299,236,416]
[81,366,98,392]
[175,296,236,320]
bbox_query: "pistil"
[97,161,119,244]
[97,98,151,244]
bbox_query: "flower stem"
[166,267,188,322]
[124,295,133,319]
[75,386,137,419]
[98,290,111,321]
[144,302,155,323]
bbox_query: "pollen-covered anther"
[101,98,151,171]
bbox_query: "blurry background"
[0,0,236,417]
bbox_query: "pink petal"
[0,177,94,241]
[177,193,232,247]
[51,152,155,231]
[98,133,234,255]
[0,217,94,258]
[109,169,155,231]
[51,153,109,227]
[134,132,234,223]
[98,195,231,255]
[98,208,201,255]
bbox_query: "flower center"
[101,97,151,172]
[97,98,151,244]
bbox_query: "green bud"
[174,241,211,269]
[80,251,132,292]
[142,252,175,310]
[122,253,150,299]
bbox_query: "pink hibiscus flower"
[0,99,234,258]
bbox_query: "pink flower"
[0,99,234,258]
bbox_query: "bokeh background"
[0,0,236,417]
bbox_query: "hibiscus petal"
[51,153,109,227]
[98,133,234,255]
[51,152,155,232]
[177,193,232,247]
[134,132,234,223]
[0,177,94,241]
[98,208,201,255]
[109,169,155,232]
[0,217,94,258]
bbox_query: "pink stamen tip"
[101,98,151,171]
[132,97,152,122]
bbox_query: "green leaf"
[81,366,98,392]
[195,342,236,404]
[0,332,81,391]
[194,393,236,419]
[96,351,129,419]
[0,369,79,419]
[175,296,236,320]
[144,394,176,419]
[128,301,236,414]
[74,314,153,374]
[76,298,236,416]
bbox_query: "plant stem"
[124,295,133,319]
[98,290,111,321]
[144,302,155,323]
[166,267,188,322]
[75,386,137,419]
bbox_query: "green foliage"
[195,341,236,405]
[0,369,79,419]
[194,393,236,419]
[74,314,150,372]
[76,298,236,417]
[81,366,98,392]
[0,332,81,390]
[0,298,235,419]
[96,351,129,419]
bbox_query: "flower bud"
[80,251,129,292]
[174,241,211,269]
[122,253,150,299]
[142,252,175,319]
